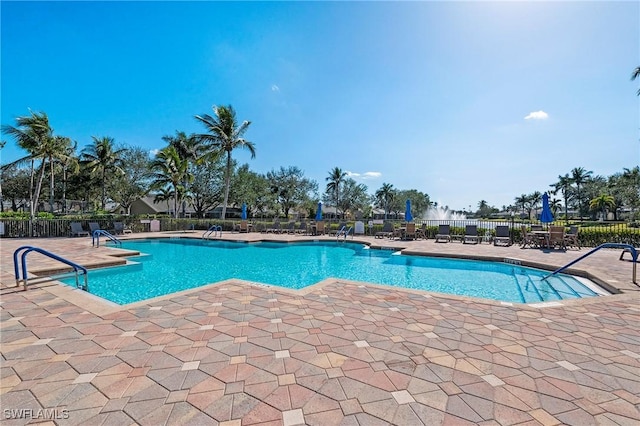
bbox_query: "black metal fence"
[1,218,638,246]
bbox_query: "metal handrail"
[336,226,352,241]
[541,243,638,285]
[13,246,88,291]
[203,225,222,239]
[92,229,122,247]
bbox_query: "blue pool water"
[61,239,602,305]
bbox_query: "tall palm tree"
[194,105,254,220]
[1,111,56,220]
[162,131,203,217]
[571,167,593,220]
[632,66,640,95]
[514,194,528,217]
[589,194,615,221]
[46,136,75,213]
[149,146,190,218]
[551,173,573,224]
[375,183,395,220]
[81,136,126,211]
[326,167,347,219]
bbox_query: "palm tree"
[81,136,126,211]
[149,146,190,218]
[194,105,254,220]
[632,66,640,96]
[530,191,542,219]
[549,197,562,217]
[153,187,174,214]
[326,167,347,218]
[551,174,573,224]
[1,111,55,221]
[514,194,528,217]
[162,131,202,217]
[571,167,593,220]
[589,194,615,221]
[375,183,395,220]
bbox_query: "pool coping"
[10,234,630,317]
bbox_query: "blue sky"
[2,1,638,211]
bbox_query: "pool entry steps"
[13,246,88,291]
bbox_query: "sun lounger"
[463,225,479,244]
[435,224,451,243]
[375,221,394,239]
[493,225,511,246]
[70,222,90,237]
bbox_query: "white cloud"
[271,84,280,92]
[346,171,381,180]
[524,110,549,120]
[149,149,160,156]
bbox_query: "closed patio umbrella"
[315,202,322,221]
[241,203,247,220]
[405,199,413,222]
[540,193,554,225]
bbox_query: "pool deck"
[1,232,639,425]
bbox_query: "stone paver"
[0,233,638,425]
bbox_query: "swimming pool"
[61,238,603,305]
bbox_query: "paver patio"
[1,233,638,425]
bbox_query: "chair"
[286,221,297,234]
[416,224,427,239]
[493,225,511,246]
[89,222,100,234]
[463,225,479,244]
[520,225,540,249]
[564,226,580,249]
[266,221,282,234]
[548,226,566,250]
[375,221,394,239]
[404,222,417,240]
[239,220,249,233]
[296,221,307,234]
[112,222,129,235]
[70,222,89,237]
[435,224,451,243]
[531,224,543,231]
[314,221,325,235]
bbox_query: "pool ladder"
[203,225,222,239]
[13,246,88,291]
[92,229,122,247]
[541,243,638,285]
[336,226,353,241]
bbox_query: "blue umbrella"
[405,199,413,222]
[241,203,247,220]
[315,202,323,221]
[540,192,554,224]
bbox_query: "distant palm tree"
[375,183,395,220]
[149,146,190,218]
[551,173,572,224]
[589,194,615,221]
[514,194,528,217]
[530,191,542,219]
[194,105,254,220]
[571,167,593,220]
[326,167,347,218]
[81,136,126,211]
[162,131,202,217]
[632,66,640,95]
[549,197,562,217]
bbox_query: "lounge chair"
[266,221,282,234]
[70,222,90,237]
[285,221,296,234]
[112,222,131,235]
[548,226,566,250]
[463,225,479,244]
[89,222,101,234]
[435,224,451,243]
[375,221,394,239]
[564,225,580,249]
[403,222,417,240]
[493,225,511,246]
[296,221,307,234]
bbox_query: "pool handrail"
[13,245,88,291]
[203,225,222,239]
[92,229,122,247]
[541,243,637,285]
[336,226,353,241]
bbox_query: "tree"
[571,167,593,220]
[2,110,56,220]
[231,164,271,218]
[189,159,226,218]
[325,167,347,218]
[549,197,562,218]
[81,136,126,210]
[109,147,152,215]
[589,194,615,221]
[194,105,255,220]
[550,174,573,224]
[374,183,395,220]
[267,166,318,217]
[149,146,190,218]
[337,178,368,218]
[529,191,542,219]
[632,66,640,96]
[162,131,204,217]
[514,194,528,218]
